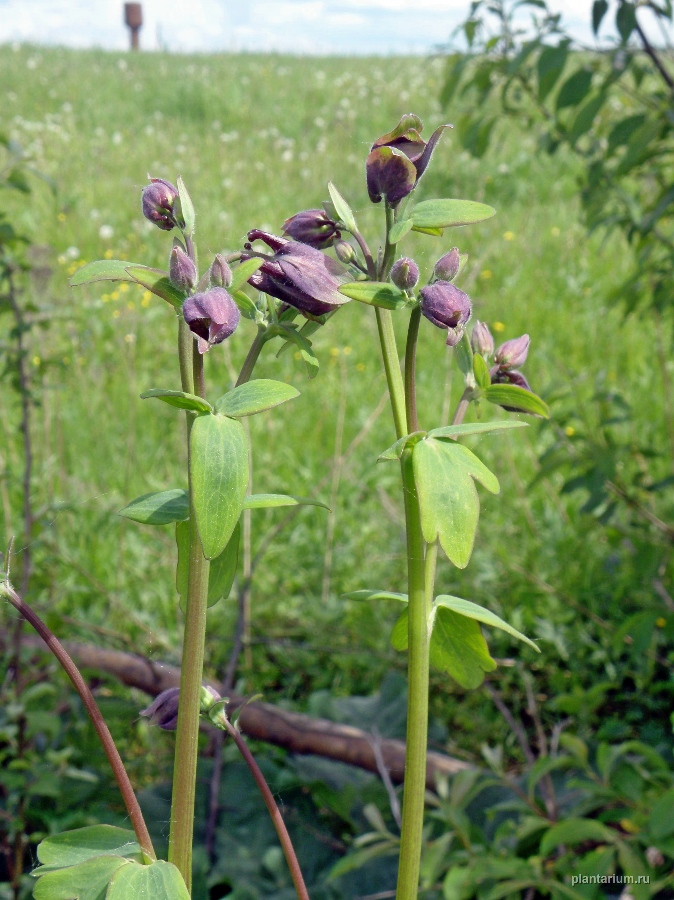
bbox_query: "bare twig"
[484,683,535,764]
[370,730,402,828]
[635,18,674,92]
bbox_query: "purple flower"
[141,178,178,231]
[169,245,197,292]
[282,209,341,249]
[419,281,472,346]
[366,114,450,206]
[494,334,530,369]
[209,254,233,289]
[391,257,419,291]
[183,288,240,354]
[471,321,494,357]
[140,687,180,731]
[243,230,349,318]
[433,248,461,283]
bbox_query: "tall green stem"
[404,307,421,434]
[376,308,406,440]
[236,327,267,387]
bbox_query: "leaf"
[569,93,607,143]
[242,493,329,510]
[70,260,142,286]
[540,818,616,857]
[413,438,499,568]
[107,859,190,899]
[207,519,240,605]
[411,226,444,237]
[434,595,539,651]
[454,331,473,378]
[390,607,409,651]
[176,175,195,236]
[427,421,528,440]
[343,589,408,603]
[484,384,550,417]
[592,0,609,33]
[473,353,491,390]
[556,68,593,111]
[279,324,319,379]
[338,282,408,310]
[410,199,496,231]
[430,605,497,689]
[140,389,213,413]
[36,826,140,871]
[328,181,358,233]
[119,490,189,526]
[190,414,248,559]
[389,219,414,243]
[125,266,185,309]
[215,379,299,417]
[648,788,674,839]
[616,1,636,42]
[231,290,258,320]
[378,431,427,461]
[33,855,130,899]
[537,41,569,102]
[229,257,264,292]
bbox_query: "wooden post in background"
[124,3,143,50]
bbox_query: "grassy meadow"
[1,41,671,790]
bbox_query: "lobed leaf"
[434,595,539,651]
[36,826,140,871]
[119,489,189,526]
[107,859,190,899]
[378,431,426,461]
[215,379,299,417]
[140,389,213,413]
[430,606,497,689]
[33,856,130,899]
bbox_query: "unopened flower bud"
[419,281,472,346]
[141,177,178,231]
[494,334,530,369]
[334,240,356,265]
[391,257,419,291]
[433,248,461,282]
[200,685,222,714]
[140,687,180,731]
[169,245,197,292]
[183,287,240,354]
[209,253,232,288]
[283,209,341,249]
[471,321,494,357]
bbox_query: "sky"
[0,0,666,55]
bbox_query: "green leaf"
[327,182,358,233]
[648,789,674,839]
[231,290,258,320]
[70,260,142,287]
[107,859,190,899]
[389,219,414,243]
[454,331,473,378]
[279,324,319,379]
[434,596,539,651]
[484,384,550,417]
[592,0,609,33]
[378,431,426,461]
[190,414,248,559]
[410,199,496,231]
[427,421,528,440]
[616,1,636,42]
[207,519,240,605]
[339,282,408,310]
[119,490,189,526]
[36,826,140,871]
[34,856,130,899]
[473,353,491,390]
[229,257,264,292]
[537,41,569,102]
[390,607,409,652]
[343,589,408,603]
[411,225,444,237]
[556,68,593,111]
[569,93,607,143]
[540,818,616,856]
[430,605,497,689]
[125,266,185,309]
[176,175,195,236]
[140,389,213,413]
[242,493,329,510]
[215,379,299,417]
[413,438,499,568]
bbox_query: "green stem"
[452,387,473,426]
[376,309,407,440]
[404,307,421,434]
[380,201,397,280]
[236,327,267,387]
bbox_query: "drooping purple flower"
[391,257,419,291]
[283,209,341,249]
[183,287,240,354]
[366,114,450,206]
[419,281,472,346]
[494,334,530,369]
[169,245,197,292]
[209,254,233,289]
[471,321,494,358]
[433,248,461,283]
[243,230,349,318]
[140,687,180,731]
[141,178,178,231]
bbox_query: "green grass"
[1,43,671,762]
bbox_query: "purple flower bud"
[366,114,450,206]
[141,177,178,231]
[390,257,419,291]
[209,254,232,288]
[494,334,530,369]
[419,281,472,346]
[243,230,349,318]
[283,209,341,250]
[183,287,240,354]
[471,321,494,357]
[433,248,461,282]
[169,246,197,292]
[334,240,356,265]
[140,687,180,731]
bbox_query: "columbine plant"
[1,112,549,900]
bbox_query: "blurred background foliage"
[1,12,674,895]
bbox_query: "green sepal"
[215,379,299,417]
[410,199,496,231]
[427,421,528,440]
[242,493,329,511]
[176,175,195,236]
[176,519,241,607]
[140,389,213,413]
[328,181,358,233]
[473,353,491,390]
[342,589,408,603]
[339,281,408,310]
[389,219,414,243]
[35,826,140,872]
[119,489,189,526]
[230,257,264,292]
[434,595,539,651]
[484,384,550,417]
[107,859,190,899]
[378,431,426,461]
